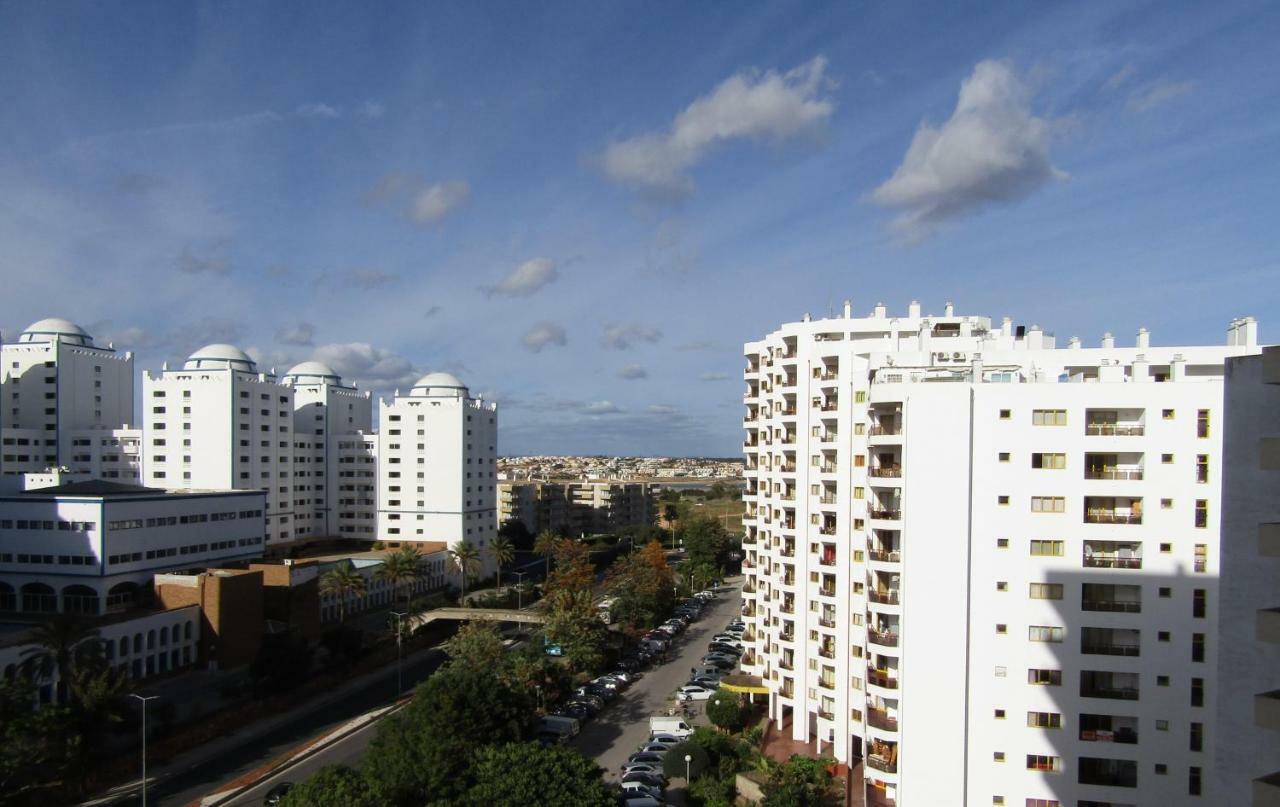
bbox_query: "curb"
[195,697,410,807]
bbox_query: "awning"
[719,673,770,695]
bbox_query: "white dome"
[410,371,468,398]
[283,361,343,385]
[183,343,258,372]
[19,318,94,346]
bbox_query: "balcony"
[869,425,901,437]
[867,753,897,774]
[818,494,837,504]
[818,616,836,628]
[868,549,901,563]
[779,660,795,671]
[818,525,837,536]
[818,463,838,473]
[1085,423,1145,436]
[1082,599,1141,613]
[1257,690,1280,731]
[867,669,898,689]
[818,585,837,597]
[1080,671,1140,701]
[868,629,899,647]
[1254,771,1280,807]
[817,708,835,720]
[1085,509,1143,525]
[867,708,898,731]
[869,466,902,478]
[1085,468,1144,480]
[869,589,900,605]
[818,678,836,690]
[869,508,901,521]
[818,644,836,659]
[1082,642,1141,657]
[1259,607,1280,644]
[818,554,837,567]
[815,369,839,382]
[1084,541,1143,569]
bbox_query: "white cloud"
[175,248,229,275]
[584,400,623,415]
[1128,80,1197,113]
[647,404,678,415]
[872,59,1066,236]
[601,56,834,196]
[486,257,558,297]
[276,322,315,346]
[618,363,648,380]
[408,181,471,225]
[362,101,385,118]
[602,322,663,350]
[311,342,420,389]
[522,321,567,352]
[296,103,340,119]
[676,340,718,351]
[1105,64,1137,91]
[315,268,398,291]
[699,372,729,381]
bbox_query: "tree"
[680,515,731,570]
[663,740,710,781]
[450,540,482,601]
[19,614,103,704]
[0,676,71,802]
[662,504,680,547]
[497,517,534,551]
[488,535,515,591]
[364,663,531,805]
[604,540,675,629]
[376,545,422,609]
[543,539,607,672]
[319,563,367,624]
[462,742,615,807]
[533,528,560,578]
[444,621,506,672]
[763,754,832,806]
[707,693,748,732]
[278,765,378,807]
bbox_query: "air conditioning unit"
[953,352,964,361]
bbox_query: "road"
[571,583,743,782]
[219,713,381,806]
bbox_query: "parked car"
[701,656,736,669]
[619,781,664,800]
[263,783,294,806]
[621,770,667,789]
[626,751,667,767]
[677,684,715,702]
[646,733,681,747]
[648,716,694,737]
[690,676,721,689]
[619,796,664,807]
[620,762,666,779]
[560,703,594,721]
[707,643,742,656]
[572,693,605,710]
[637,742,671,756]
[608,669,636,683]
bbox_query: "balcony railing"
[1082,642,1141,657]
[818,678,836,690]
[869,590,900,605]
[867,754,897,774]
[1085,510,1143,525]
[817,709,835,720]
[779,631,795,642]
[819,463,837,473]
[818,616,836,628]
[867,708,898,731]
[819,495,837,504]
[1080,686,1139,700]
[816,370,839,381]
[869,425,902,437]
[818,555,837,567]
[867,670,899,689]
[870,508,902,521]
[1083,555,1142,569]
[1086,423,1145,436]
[818,586,836,597]
[818,525,836,535]
[869,466,902,478]
[1080,728,1139,744]
[779,660,794,671]
[1085,468,1144,480]
[868,549,901,563]
[868,629,900,647]
[1082,599,1141,613]
[819,645,836,659]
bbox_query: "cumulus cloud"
[311,342,420,389]
[872,59,1066,236]
[618,364,648,380]
[522,321,567,352]
[296,102,340,119]
[601,56,834,197]
[584,401,623,415]
[276,322,315,346]
[485,257,558,298]
[1128,80,1197,113]
[408,181,471,225]
[699,372,729,381]
[647,404,678,415]
[602,322,663,350]
[175,248,229,276]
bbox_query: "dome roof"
[183,343,258,372]
[19,318,94,346]
[283,361,342,383]
[409,371,468,398]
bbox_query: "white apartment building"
[498,478,655,536]
[281,361,375,540]
[741,301,1261,807]
[376,373,498,567]
[1,318,134,474]
[143,344,297,547]
[1216,345,1280,806]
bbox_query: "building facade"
[741,302,1260,806]
[498,479,655,536]
[376,373,498,567]
[143,344,297,547]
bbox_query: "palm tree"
[534,529,560,580]
[376,545,422,609]
[20,613,103,703]
[320,563,368,624]
[488,535,515,592]
[450,540,482,602]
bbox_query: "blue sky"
[1,1,1277,456]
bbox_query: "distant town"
[498,455,744,482]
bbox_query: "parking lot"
[570,579,743,788]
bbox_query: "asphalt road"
[220,713,380,807]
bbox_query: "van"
[649,716,694,738]
[540,714,581,738]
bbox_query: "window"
[854,391,866,403]
[1030,540,1064,556]
[1025,755,1061,772]
[999,409,1011,420]
[1161,498,1173,509]
[996,581,1008,591]
[1031,409,1067,426]
[996,624,1007,635]
[1163,408,1175,419]
[1031,453,1066,469]
[1029,583,1063,600]
[1190,721,1203,752]
[998,495,1010,505]
[1196,409,1210,438]
[1026,712,1061,729]
[1196,454,1209,483]
[1192,633,1205,662]
[1162,453,1174,463]
[1028,625,1064,643]
[1156,720,1169,731]
[1160,542,1173,552]
[994,708,1006,719]
[1025,800,1060,807]
[1159,586,1172,598]
[1194,500,1208,528]
[1031,496,1065,513]
[1157,675,1170,686]
[1158,631,1170,641]
[1190,766,1202,795]
[1193,589,1206,618]
[1156,764,1168,775]
[1027,668,1061,686]
[999,452,1010,462]
[994,751,1006,762]
[1191,677,1204,707]
[997,538,1009,549]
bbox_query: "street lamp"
[129,694,160,807]
[390,611,408,697]
[685,753,693,782]
[513,570,527,609]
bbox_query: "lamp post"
[130,694,160,807]
[685,753,693,782]
[513,570,527,609]
[391,610,407,696]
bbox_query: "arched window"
[20,583,56,613]
[0,582,16,612]
[184,621,193,640]
[106,582,141,614]
[133,633,143,653]
[62,584,100,616]
[159,626,168,646]
[146,630,156,650]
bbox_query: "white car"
[647,733,681,747]
[620,781,664,800]
[621,763,665,779]
[677,684,715,701]
[638,742,671,755]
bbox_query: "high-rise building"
[281,361,375,540]
[740,302,1261,806]
[1216,344,1280,805]
[143,344,297,547]
[1,318,134,474]
[376,373,498,564]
